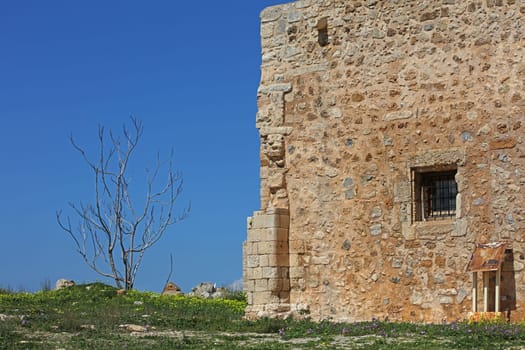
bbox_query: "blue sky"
[0,0,285,292]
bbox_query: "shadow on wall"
[487,249,518,318]
[500,249,517,316]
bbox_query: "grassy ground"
[1,283,525,349]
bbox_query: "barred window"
[413,169,457,221]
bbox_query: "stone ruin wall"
[244,0,525,323]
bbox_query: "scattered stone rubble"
[161,281,183,296]
[55,279,75,290]
[187,282,228,299]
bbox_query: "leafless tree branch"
[57,117,188,290]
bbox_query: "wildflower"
[21,319,29,327]
[278,328,285,338]
[306,328,313,335]
[342,327,349,335]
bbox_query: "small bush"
[0,286,14,294]
[221,289,247,302]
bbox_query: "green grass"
[1,283,525,349]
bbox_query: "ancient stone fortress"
[243,0,525,323]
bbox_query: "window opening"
[412,169,457,221]
[316,17,328,47]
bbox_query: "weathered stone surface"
[370,224,382,236]
[457,288,468,304]
[245,0,525,324]
[119,324,148,332]
[188,282,227,299]
[55,279,75,290]
[489,137,518,150]
[383,111,413,121]
[188,282,215,298]
[162,281,183,296]
[260,6,282,23]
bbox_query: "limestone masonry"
[243,0,525,322]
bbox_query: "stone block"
[268,254,289,266]
[344,189,356,199]
[343,177,354,188]
[435,255,446,268]
[260,166,269,179]
[408,148,466,168]
[289,253,303,266]
[258,241,276,254]
[275,228,289,241]
[251,214,280,229]
[252,228,275,242]
[247,228,262,241]
[394,181,411,203]
[268,172,285,190]
[244,242,258,255]
[275,240,289,254]
[370,223,382,236]
[260,6,282,23]
[289,239,305,253]
[415,221,454,240]
[457,288,468,304]
[282,278,290,291]
[370,206,382,219]
[404,240,420,248]
[278,291,290,301]
[267,278,283,290]
[259,254,270,267]
[392,258,403,268]
[262,267,280,278]
[402,222,416,240]
[434,273,445,284]
[252,291,275,305]
[311,255,331,265]
[456,193,462,218]
[243,279,255,291]
[384,111,413,121]
[490,137,517,150]
[289,266,305,278]
[411,290,423,305]
[439,296,453,304]
[278,266,289,279]
[249,267,262,280]
[255,279,268,292]
[246,255,260,268]
[258,84,292,94]
[452,218,467,237]
[439,288,457,296]
[421,260,433,267]
[278,215,290,229]
[287,10,302,23]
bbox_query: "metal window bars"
[412,170,457,221]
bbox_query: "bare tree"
[57,117,189,290]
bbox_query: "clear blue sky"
[0,0,286,292]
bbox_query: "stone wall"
[244,0,525,322]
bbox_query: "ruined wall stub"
[244,0,525,322]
